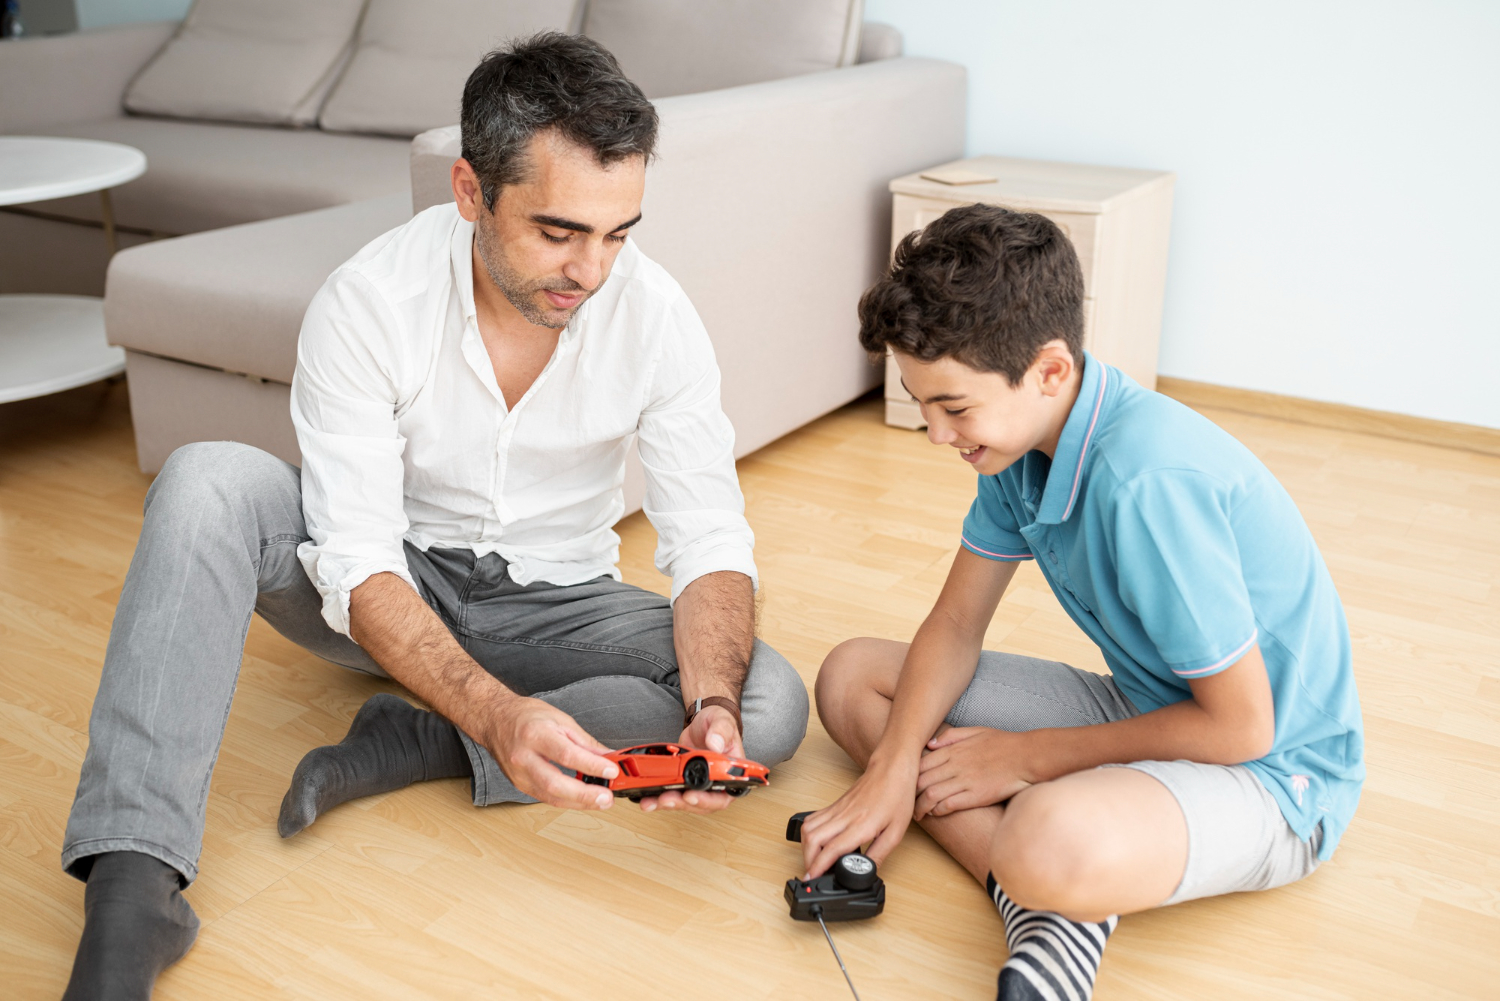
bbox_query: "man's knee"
[147,441,296,517]
[741,640,809,767]
[991,783,1104,914]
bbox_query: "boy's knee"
[991,784,1101,914]
[814,639,868,716]
[814,637,885,732]
[741,640,809,767]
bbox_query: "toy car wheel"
[725,785,748,797]
[627,794,643,803]
[683,757,710,791]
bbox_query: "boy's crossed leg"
[817,638,1187,916]
[817,638,1313,1000]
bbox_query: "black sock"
[277,692,472,838]
[988,873,1117,1001]
[62,851,199,1001]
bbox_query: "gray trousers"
[62,442,809,884]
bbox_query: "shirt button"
[1048,552,1058,564]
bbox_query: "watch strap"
[685,695,742,735]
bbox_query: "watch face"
[840,854,874,875]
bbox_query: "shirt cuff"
[960,533,1034,561]
[667,545,759,604]
[310,557,419,637]
[1169,629,1259,678]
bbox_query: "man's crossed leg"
[60,442,808,999]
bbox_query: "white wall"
[867,0,1500,429]
[75,0,187,30]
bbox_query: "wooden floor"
[2,381,1498,1000]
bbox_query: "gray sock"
[278,692,472,837]
[62,851,200,1001]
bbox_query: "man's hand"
[915,726,1033,820]
[682,702,743,757]
[349,573,621,811]
[637,705,741,815]
[474,693,621,810]
[798,754,920,880]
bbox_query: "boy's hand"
[799,756,919,879]
[915,727,1033,819]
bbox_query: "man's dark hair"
[858,204,1085,385]
[460,32,658,209]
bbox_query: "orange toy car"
[578,743,770,802]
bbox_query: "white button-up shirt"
[292,203,756,636]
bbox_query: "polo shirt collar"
[1036,351,1110,525]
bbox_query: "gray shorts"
[945,651,1321,906]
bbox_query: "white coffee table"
[1,136,148,403]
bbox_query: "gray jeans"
[62,442,809,884]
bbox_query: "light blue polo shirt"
[962,353,1363,859]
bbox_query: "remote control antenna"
[812,905,862,1001]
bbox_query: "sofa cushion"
[106,193,414,384]
[25,117,410,235]
[123,0,367,127]
[319,0,583,138]
[582,0,863,99]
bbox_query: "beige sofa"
[2,3,965,502]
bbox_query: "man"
[802,205,1362,1001]
[60,33,808,1000]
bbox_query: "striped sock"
[988,873,1117,1001]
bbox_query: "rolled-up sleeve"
[636,291,757,602]
[292,270,416,636]
[961,475,1035,561]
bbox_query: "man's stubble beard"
[474,210,593,330]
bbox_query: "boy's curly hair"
[858,204,1085,386]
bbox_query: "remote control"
[783,810,886,922]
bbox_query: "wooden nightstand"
[883,155,1175,429]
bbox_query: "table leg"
[99,189,118,256]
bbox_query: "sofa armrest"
[411,125,461,217]
[0,22,177,133]
[857,22,903,63]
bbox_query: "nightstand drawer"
[891,194,1100,294]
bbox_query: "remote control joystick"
[833,852,877,892]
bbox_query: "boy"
[801,205,1363,1000]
